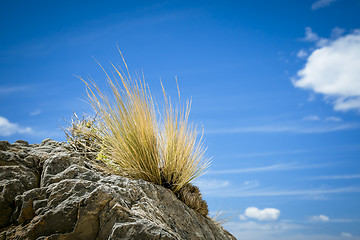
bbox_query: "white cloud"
[30,109,42,116]
[311,0,337,10]
[303,115,320,121]
[302,27,328,47]
[310,214,330,222]
[334,97,360,111]
[325,116,342,122]
[342,232,353,238]
[244,207,280,221]
[0,116,33,136]
[304,27,320,42]
[297,49,308,59]
[302,115,342,122]
[293,30,360,112]
[239,214,247,220]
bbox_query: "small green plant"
[68,52,211,216]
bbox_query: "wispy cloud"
[297,49,309,59]
[225,220,359,240]
[303,115,320,121]
[204,186,360,198]
[30,109,42,116]
[0,8,195,60]
[310,214,330,222]
[225,220,304,232]
[303,27,321,42]
[325,116,342,122]
[311,0,337,10]
[0,85,29,95]
[301,27,329,47]
[207,162,326,175]
[342,232,353,238]
[0,116,33,136]
[302,115,342,122]
[308,215,360,223]
[308,174,360,180]
[223,149,309,159]
[334,219,360,223]
[193,179,230,190]
[206,123,360,134]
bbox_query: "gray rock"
[0,139,236,240]
[15,140,29,146]
[0,145,41,228]
[0,141,11,151]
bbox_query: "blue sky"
[1,0,360,239]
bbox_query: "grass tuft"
[176,183,209,216]
[68,52,210,215]
[210,210,233,227]
[64,113,101,155]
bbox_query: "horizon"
[1,1,360,239]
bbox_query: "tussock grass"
[73,53,210,200]
[159,81,209,192]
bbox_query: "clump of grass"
[176,183,209,216]
[159,82,209,192]
[64,113,102,156]
[70,52,210,215]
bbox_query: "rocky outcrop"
[0,139,236,240]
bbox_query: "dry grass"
[75,53,210,197]
[211,210,233,227]
[159,80,210,192]
[176,183,209,216]
[64,113,101,155]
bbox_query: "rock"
[15,140,29,147]
[0,141,11,151]
[0,139,236,240]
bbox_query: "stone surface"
[0,140,236,240]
